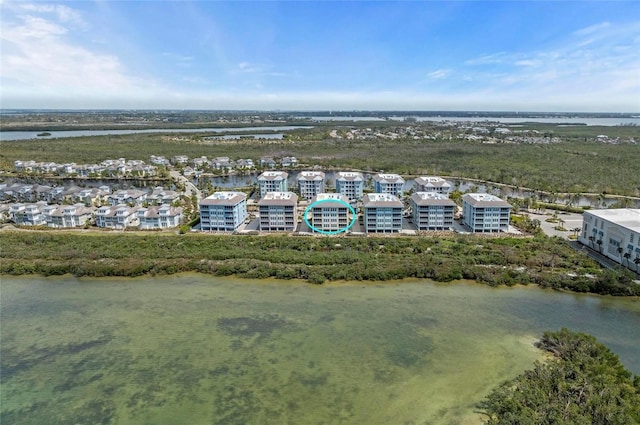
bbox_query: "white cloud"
[0,2,159,102]
[236,61,263,73]
[458,21,640,112]
[427,69,451,79]
[465,52,508,66]
[514,60,541,67]
[573,21,610,37]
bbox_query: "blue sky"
[1,1,639,111]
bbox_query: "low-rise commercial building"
[335,172,364,201]
[373,173,405,197]
[579,209,640,270]
[297,171,325,199]
[199,192,247,232]
[258,192,298,231]
[462,193,511,233]
[414,176,452,195]
[308,193,351,233]
[411,192,456,230]
[363,193,403,233]
[258,171,288,198]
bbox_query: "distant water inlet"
[0,126,312,141]
[2,276,639,425]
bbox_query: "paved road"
[170,170,202,201]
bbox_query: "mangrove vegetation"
[1,231,638,296]
[479,329,640,424]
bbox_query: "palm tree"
[622,252,631,268]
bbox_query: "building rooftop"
[462,193,511,208]
[373,173,404,183]
[258,192,298,205]
[297,171,325,181]
[310,193,351,207]
[363,193,403,208]
[415,176,451,187]
[200,191,246,205]
[586,209,640,233]
[336,172,364,181]
[411,192,457,206]
[258,171,288,181]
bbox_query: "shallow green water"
[1,275,639,425]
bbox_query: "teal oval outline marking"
[303,198,357,234]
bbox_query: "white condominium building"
[335,172,364,201]
[258,171,288,198]
[373,173,405,197]
[462,193,511,233]
[296,171,325,199]
[199,192,247,232]
[411,192,456,230]
[258,192,298,231]
[363,193,403,233]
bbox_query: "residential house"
[297,171,325,199]
[199,192,247,232]
[150,155,170,166]
[462,193,511,233]
[211,157,234,171]
[75,188,109,206]
[191,156,209,169]
[280,156,298,168]
[172,155,189,165]
[108,189,148,206]
[259,156,277,168]
[137,205,183,229]
[363,193,403,233]
[147,187,180,206]
[45,204,95,228]
[258,192,298,231]
[95,205,140,229]
[236,159,255,170]
[182,166,196,177]
[11,202,48,226]
[411,192,456,230]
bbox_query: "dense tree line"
[1,123,639,196]
[479,329,640,424]
[1,232,638,295]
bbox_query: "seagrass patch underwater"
[1,275,639,425]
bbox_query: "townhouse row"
[2,202,182,230]
[14,158,157,177]
[0,184,180,207]
[199,190,511,234]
